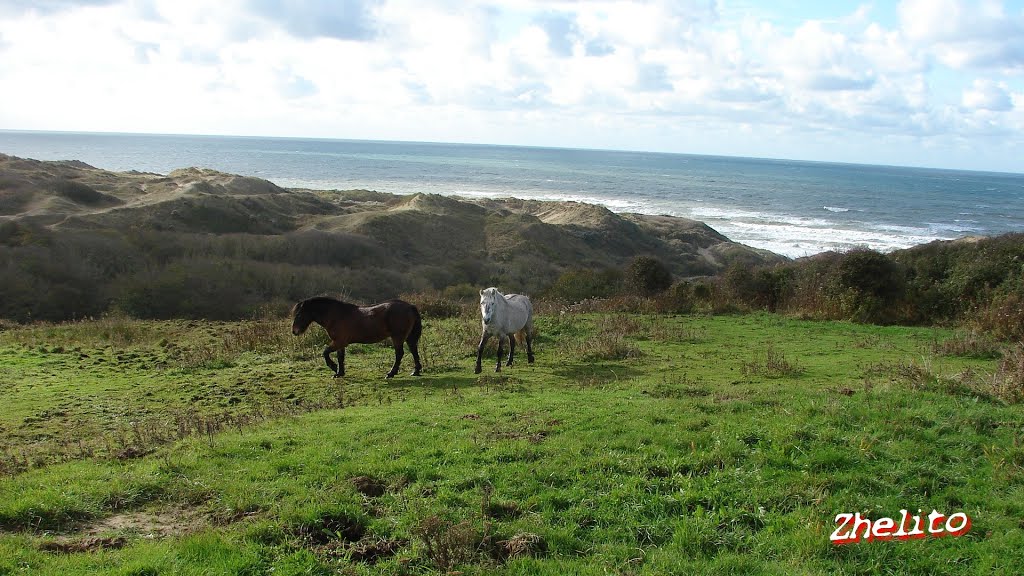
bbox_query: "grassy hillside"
[1,310,1022,574]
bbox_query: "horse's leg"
[408,339,422,377]
[474,333,490,374]
[525,321,535,364]
[337,347,346,377]
[322,346,340,376]
[506,333,515,366]
[386,336,404,379]
[495,334,504,372]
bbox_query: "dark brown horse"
[291,296,422,379]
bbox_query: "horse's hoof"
[528,357,535,364]
[411,370,421,376]
[474,366,482,374]
[385,373,395,379]
[333,373,343,379]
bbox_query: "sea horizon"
[4,128,1022,177]
[2,129,1023,259]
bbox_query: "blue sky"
[1,0,1023,172]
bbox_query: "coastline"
[2,131,1023,257]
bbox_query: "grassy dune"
[0,311,1022,575]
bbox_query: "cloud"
[899,0,1024,70]
[279,73,318,99]
[248,0,381,41]
[0,0,1022,170]
[635,62,672,92]
[962,79,1014,111]
[534,12,577,57]
[0,0,119,16]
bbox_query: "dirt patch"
[37,505,206,554]
[114,445,153,460]
[292,511,366,545]
[39,535,127,554]
[485,501,523,520]
[347,537,407,563]
[83,505,206,539]
[313,536,407,564]
[351,475,386,498]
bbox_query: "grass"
[0,311,1022,574]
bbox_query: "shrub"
[722,264,795,312]
[545,267,622,302]
[624,256,672,297]
[656,281,697,313]
[990,344,1024,404]
[442,283,482,301]
[405,291,468,319]
[414,516,481,571]
[982,291,1024,341]
[932,331,1002,359]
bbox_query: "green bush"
[545,267,623,302]
[655,281,700,313]
[624,256,672,297]
[797,249,908,324]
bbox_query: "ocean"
[2,130,1022,259]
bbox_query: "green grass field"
[0,311,1021,575]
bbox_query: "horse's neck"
[493,293,509,311]
[311,299,355,325]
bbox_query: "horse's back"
[505,293,533,314]
[501,293,533,331]
[345,299,418,344]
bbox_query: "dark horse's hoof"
[411,371,421,377]
[333,373,343,379]
[474,366,482,374]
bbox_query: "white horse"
[475,287,535,374]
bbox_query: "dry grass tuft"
[932,331,1001,359]
[741,346,804,379]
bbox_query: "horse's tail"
[408,304,423,344]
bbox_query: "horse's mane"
[481,287,504,299]
[295,296,358,315]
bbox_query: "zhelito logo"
[830,509,971,545]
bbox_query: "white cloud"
[962,79,1015,111]
[0,0,1022,170]
[898,0,1024,70]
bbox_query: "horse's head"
[479,287,500,325]
[291,300,314,335]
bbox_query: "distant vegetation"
[0,154,774,323]
[531,235,1024,342]
[1,154,1023,343]
[715,236,1024,340]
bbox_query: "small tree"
[625,256,672,296]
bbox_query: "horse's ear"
[480,289,485,296]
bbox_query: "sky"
[0,0,1023,172]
